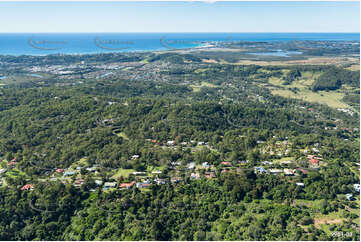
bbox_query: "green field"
[111,168,136,179]
[190,81,219,92]
[267,71,352,109]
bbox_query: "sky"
[0,1,359,33]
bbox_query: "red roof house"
[21,184,33,191]
[119,181,135,189]
[309,158,319,166]
[221,161,231,166]
[7,161,16,167]
[296,168,309,174]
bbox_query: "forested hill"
[0,51,359,240]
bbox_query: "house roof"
[104,182,116,187]
[21,184,33,191]
[119,181,135,188]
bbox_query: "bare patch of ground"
[314,218,345,229]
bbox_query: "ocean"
[0,33,359,56]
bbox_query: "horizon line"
[0,32,360,34]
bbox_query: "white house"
[354,184,360,193]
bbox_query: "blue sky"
[0,1,359,33]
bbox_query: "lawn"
[5,168,28,179]
[190,81,219,92]
[147,165,166,172]
[271,156,295,164]
[71,157,88,168]
[115,131,129,140]
[112,168,136,179]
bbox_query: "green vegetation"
[0,47,359,240]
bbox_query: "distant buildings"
[254,167,267,174]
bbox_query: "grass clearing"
[115,131,129,140]
[271,89,349,109]
[272,156,295,164]
[190,81,219,92]
[112,168,135,179]
[267,69,352,109]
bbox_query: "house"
[132,155,140,159]
[187,162,196,170]
[205,171,216,179]
[56,168,64,173]
[197,141,205,145]
[137,183,152,188]
[103,182,116,190]
[346,193,354,201]
[261,161,273,165]
[221,161,231,167]
[10,157,17,162]
[63,171,75,177]
[171,177,183,183]
[296,182,305,187]
[269,169,283,174]
[202,162,210,169]
[354,184,360,193]
[21,184,33,191]
[131,171,146,176]
[152,170,162,174]
[74,179,84,186]
[86,167,97,172]
[190,172,200,179]
[155,178,166,185]
[309,158,319,166]
[312,148,320,153]
[119,181,135,189]
[284,169,295,176]
[136,179,151,188]
[254,167,267,174]
[167,140,175,146]
[7,161,16,168]
[237,160,249,165]
[95,180,103,186]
